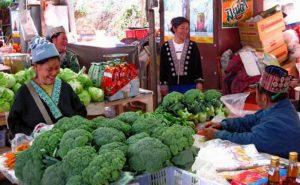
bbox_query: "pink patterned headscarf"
[260,65,291,93]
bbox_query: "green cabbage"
[68,80,83,94]
[58,68,77,82]
[0,100,10,112]
[0,72,16,88]
[77,73,93,88]
[12,83,22,93]
[78,90,91,106]
[88,87,104,102]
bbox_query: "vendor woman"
[8,36,86,136]
[49,26,80,73]
[160,17,203,94]
[204,65,300,159]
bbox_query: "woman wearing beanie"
[8,36,87,136]
[49,26,80,73]
[160,17,203,95]
[203,65,300,158]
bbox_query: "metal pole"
[147,7,158,108]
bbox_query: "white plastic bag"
[19,10,38,41]
[220,92,250,117]
[11,133,33,152]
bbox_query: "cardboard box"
[106,78,140,101]
[241,31,285,53]
[238,11,285,42]
[269,44,288,64]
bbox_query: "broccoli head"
[98,142,128,155]
[183,89,205,105]
[90,116,107,130]
[93,127,126,147]
[53,115,92,132]
[41,162,66,185]
[127,137,171,173]
[15,148,44,185]
[58,129,93,158]
[126,132,150,145]
[131,117,163,135]
[161,91,185,114]
[62,146,97,178]
[31,129,64,158]
[66,175,86,185]
[157,125,195,156]
[204,89,222,102]
[82,150,126,185]
[96,118,131,136]
[117,111,140,124]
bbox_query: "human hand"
[203,127,217,140]
[204,121,222,130]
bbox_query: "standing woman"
[8,36,87,136]
[160,17,203,94]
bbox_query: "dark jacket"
[8,80,86,135]
[216,99,300,158]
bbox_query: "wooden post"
[147,1,158,108]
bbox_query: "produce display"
[157,89,229,123]
[13,111,197,185]
[88,59,138,96]
[0,67,104,112]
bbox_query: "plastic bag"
[19,10,38,41]
[283,29,299,50]
[220,92,250,117]
[31,123,54,138]
[10,133,33,152]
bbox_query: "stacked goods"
[238,9,288,63]
[88,59,138,96]
[0,68,35,112]
[157,89,229,123]
[13,112,198,185]
[0,67,104,113]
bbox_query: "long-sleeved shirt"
[8,80,87,136]
[216,98,300,158]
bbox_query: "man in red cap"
[203,65,300,159]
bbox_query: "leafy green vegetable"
[88,87,104,102]
[78,90,91,106]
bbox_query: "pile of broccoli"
[14,108,198,185]
[158,89,229,124]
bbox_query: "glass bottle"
[267,156,280,185]
[293,166,300,185]
[283,152,298,185]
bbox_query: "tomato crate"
[125,29,149,39]
[129,167,224,185]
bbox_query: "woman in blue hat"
[203,65,300,159]
[8,36,86,136]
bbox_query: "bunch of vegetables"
[14,111,197,185]
[0,68,34,112]
[0,67,104,113]
[58,68,104,106]
[158,89,229,123]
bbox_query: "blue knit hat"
[30,36,59,64]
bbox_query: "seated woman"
[49,26,80,73]
[8,36,87,136]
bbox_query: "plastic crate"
[130,167,201,185]
[125,29,148,39]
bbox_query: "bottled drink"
[283,152,298,185]
[293,165,300,185]
[267,156,280,185]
